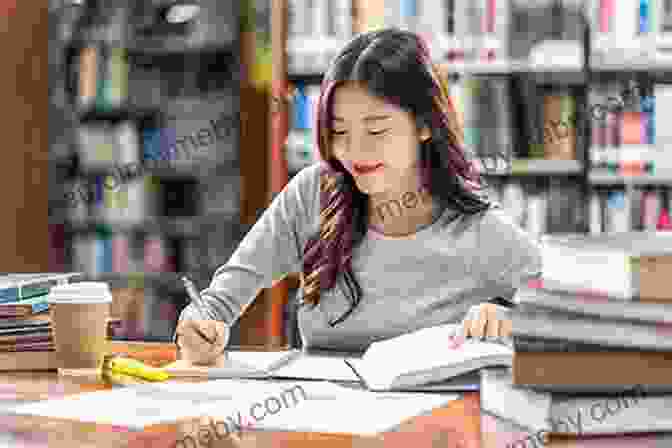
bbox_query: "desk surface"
[0,342,482,448]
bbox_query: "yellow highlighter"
[103,354,171,382]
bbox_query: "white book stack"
[428,0,460,62]
[657,0,672,55]
[384,0,421,33]
[589,192,603,235]
[116,122,140,167]
[655,84,672,148]
[287,0,352,75]
[76,125,115,169]
[501,181,527,228]
[482,367,672,436]
[310,0,328,70]
[483,0,511,64]
[454,0,486,63]
[606,190,632,233]
[72,234,98,277]
[526,192,548,237]
[287,0,306,74]
[589,0,654,67]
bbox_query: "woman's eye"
[331,130,347,136]
[369,129,388,136]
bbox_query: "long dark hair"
[301,28,492,326]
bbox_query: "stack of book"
[0,274,82,354]
[0,274,121,370]
[481,232,672,441]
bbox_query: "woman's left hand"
[461,303,512,339]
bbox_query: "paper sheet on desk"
[3,385,235,430]
[2,379,352,430]
[237,389,460,435]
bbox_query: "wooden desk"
[0,342,482,448]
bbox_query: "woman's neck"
[367,186,443,237]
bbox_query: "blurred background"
[4,0,671,345]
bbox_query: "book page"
[356,323,513,388]
[271,353,360,382]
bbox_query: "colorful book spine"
[78,46,99,109]
[589,191,603,235]
[642,189,661,231]
[640,0,651,33]
[112,233,129,273]
[605,190,631,232]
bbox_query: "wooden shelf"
[61,212,242,238]
[76,105,158,124]
[476,159,583,176]
[589,171,672,185]
[288,72,324,85]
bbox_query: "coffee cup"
[47,282,112,369]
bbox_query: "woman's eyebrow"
[331,115,391,122]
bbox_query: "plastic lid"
[47,282,113,304]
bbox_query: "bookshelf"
[283,0,672,238]
[47,0,292,346]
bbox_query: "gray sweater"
[175,163,542,352]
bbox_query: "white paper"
[245,391,460,435]
[3,379,351,430]
[146,378,349,401]
[4,386,235,430]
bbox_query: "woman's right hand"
[175,319,229,365]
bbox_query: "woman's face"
[329,82,430,197]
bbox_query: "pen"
[181,276,216,345]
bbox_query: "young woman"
[175,28,542,364]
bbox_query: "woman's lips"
[353,162,384,175]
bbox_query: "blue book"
[0,273,81,304]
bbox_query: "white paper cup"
[48,282,112,369]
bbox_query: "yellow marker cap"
[105,355,170,382]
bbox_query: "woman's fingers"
[177,320,227,365]
[462,304,512,339]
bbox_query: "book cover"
[0,295,50,317]
[514,284,672,325]
[483,366,672,436]
[512,303,672,350]
[514,351,672,393]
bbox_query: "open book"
[345,323,513,391]
[165,323,512,391]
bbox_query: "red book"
[600,0,614,32]
[658,209,672,230]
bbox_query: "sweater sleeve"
[476,205,543,303]
[173,163,321,343]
